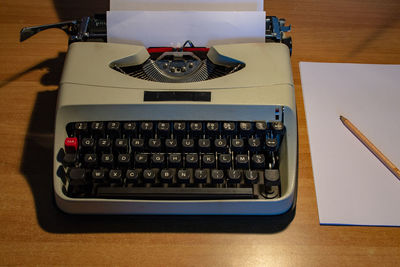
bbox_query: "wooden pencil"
[340,115,400,180]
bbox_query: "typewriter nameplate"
[144,91,211,102]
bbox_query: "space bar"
[96,187,254,200]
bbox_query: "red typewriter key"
[65,137,78,153]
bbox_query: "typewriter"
[21,14,297,215]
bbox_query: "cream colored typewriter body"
[54,41,297,215]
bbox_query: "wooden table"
[1,0,399,265]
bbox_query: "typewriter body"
[22,15,297,215]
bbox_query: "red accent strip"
[147,47,210,54]
[147,47,174,53]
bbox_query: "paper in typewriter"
[107,10,266,47]
[300,62,400,227]
[110,0,264,11]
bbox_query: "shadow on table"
[53,0,109,21]
[0,53,66,90]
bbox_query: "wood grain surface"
[0,0,399,266]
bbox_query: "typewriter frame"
[53,41,297,215]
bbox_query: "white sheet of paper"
[110,0,263,11]
[107,11,265,47]
[300,62,400,226]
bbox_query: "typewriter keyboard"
[61,121,285,200]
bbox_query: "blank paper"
[110,0,264,11]
[107,11,266,47]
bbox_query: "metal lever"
[20,14,106,43]
[265,16,292,54]
[20,20,78,42]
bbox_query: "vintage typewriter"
[21,14,297,215]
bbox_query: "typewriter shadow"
[21,89,295,234]
[53,0,109,20]
[0,52,66,90]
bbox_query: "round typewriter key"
[140,122,153,136]
[157,122,170,137]
[173,122,186,136]
[149,138,162,151]
[177,169,191,184]
[255,121,268,135]
[266,138,278,152]
[98,138,111,153]
[190,122,203,136]
[118,154,131,166]
[227,170,241,183]
[182,138,195,152]
[239,122,253,136]
[168,153,182,168]
[81,137,95,152]
[251,154,265,169]
[198,138,211,152]
[131,138,145,152]
[123,122,137,136]
[92,169,105,183]
[236,154,249,169]
[107,122,120,137]
[109,169,122,184]
[160,169,175,183]
[74,122,88,136]
[165,138,178,152]
[126,169,140,184]
[101,153,114,167]
[135,154,148,168]
[214,138,227,153]
[218,154,232,169]
[222,122,236,135]
[143,169,157,183]
[211,169,224,183]
[84,153,97,167]
[245,170,259,184]
[194,169,208,183]
[185,153,199,168]
[231,138,245,152]
[91,122,105,137]
[202,154,216,168]
[151,153,165,168]
[115,138,128,153]
[270,121,285,145]
[206,122,219,136]
[270,121,285,133]
[248,137,261,152]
